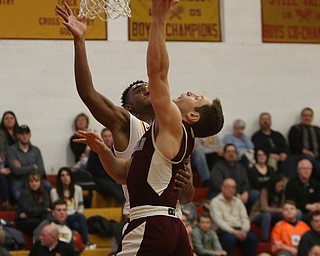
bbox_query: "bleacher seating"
[1,173,272,255]
[0,207,123,255]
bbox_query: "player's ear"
[187,111,200,123]
[124,104,133,111]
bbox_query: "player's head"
[121,81,152,115]
[173,92,224,138]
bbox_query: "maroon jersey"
[127,120,194,209]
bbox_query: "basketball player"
[56,2,195,221]
[73,0,224,254]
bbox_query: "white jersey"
[114,113,149,216]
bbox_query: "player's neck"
[136,112,155,125]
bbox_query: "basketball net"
[79,0,131,20]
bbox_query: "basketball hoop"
[79,0,131,20]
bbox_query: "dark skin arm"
[58,2,193,202]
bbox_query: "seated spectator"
[29,224,77,256]
[15,171,50,235]
[209,178,258,256]
[6,125,51,201]
[50,167,95,250]
[0,153,11,210]
[285,159,320,225]
[181,211,196,254]
[223,119,255,169]
[0,225,10,256]
[196,135,223,170]
[181,201,198,225]
[34,199,73,245]
[209,144,258,209]
[192,135,223,186]
[69,113,90,165]
[86,128,125,204]
[192,210,227,256]
[298,210,320,256]
[288,107,320,178]
[271,200,310,256]
[0,110,19,153]
[250,174,285,242]
[247,148,275,191]
[251,112,290,175]
[191,141,212,187]
[308,244,320,256]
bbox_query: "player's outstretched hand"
[56,2,87,40]
[73,130,110,154]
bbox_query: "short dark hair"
[283,200,296,208]
[52,199,67,210]
[17,124,31,134]
[197,210,211,222]
[301,107,313,116]
[311,210,320,219]
[223,143,237,154]
[121,80,147,107]
[191,98,224,138]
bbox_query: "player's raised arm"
[147,0,182,159]
[56,3,129,134]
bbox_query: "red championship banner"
[129,0,221,42]
[0,0,106,39]
[262,0,320,43]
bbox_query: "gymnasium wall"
[1,0,320,173]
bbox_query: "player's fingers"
[56,8,69,22]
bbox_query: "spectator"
[181,201,198,225]
[247,148,275,191]
[288,107,320,178]
[308,244,320,256]
[0,153,11,210]
[209,144,258,209]
[29,224,77,256]
[86,128,125,204]
[6,125,51,201]
[271,200,310,256]
[251,112,290,175]
[34,199,73,245]
[250,174,285,242]
[0,111,19,208]
[285,159,320,225]
[0,110,19,153]
[209,178,258,256]
[298,210,320,256]
[69,113,90,164]
[192,210,227,256]
[15,171,50,235]
[196,135,223,170]
[182,211,196,254]
[223,119,255,169]
[0,224,10,256]
[50,167,95,250]
[191,141,212,187]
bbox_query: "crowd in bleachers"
[187,107,320,255]
[1,108,320,255]
[0,111,124,255]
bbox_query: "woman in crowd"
[0,111,20,152]
[247,148,275,191]
[249,174,285,242]
[15,172,50,235]
[0,111,19,208]
[69,113,90,164]
[50,167,95,249]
